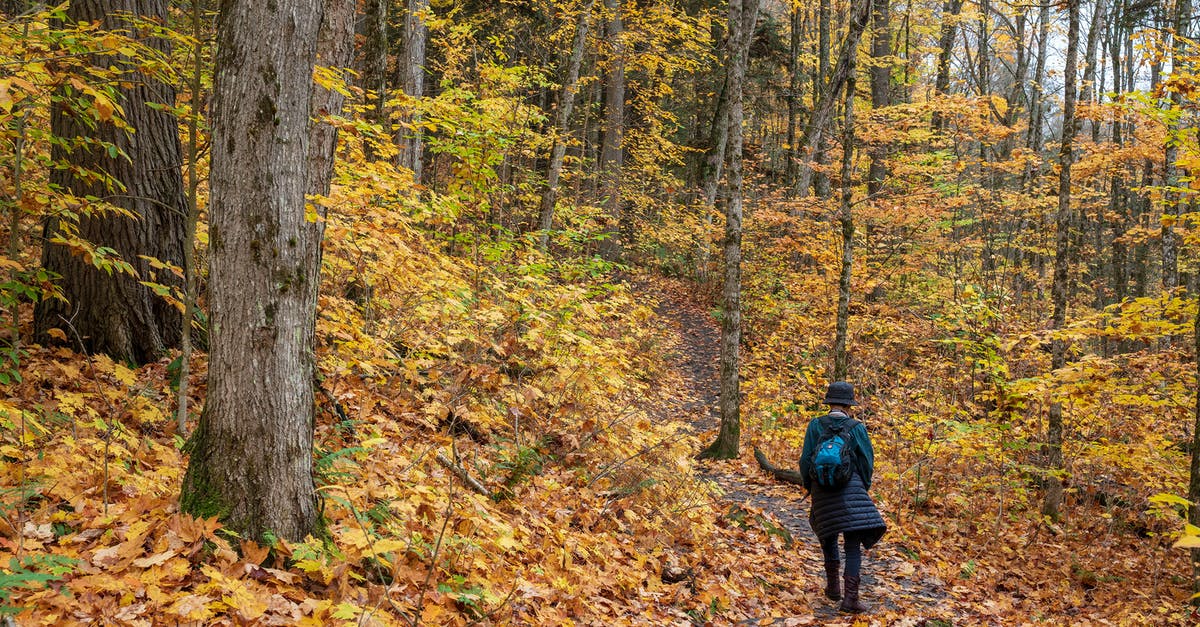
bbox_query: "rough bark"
[397,0,429,181]
[1043,0,1081,523]
[310,0,355,198]
[538,0,596,251]
[598,0,626,261]
[35,0,186,365]
[362,0,388,160]
[698,0,760,460]
[180,0,325,542]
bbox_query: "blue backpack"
[810,417,858,489]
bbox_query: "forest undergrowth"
[0,135,831,624]
[0,165,1196,623]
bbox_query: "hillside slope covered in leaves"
[1,0,1199,624]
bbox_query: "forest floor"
[645,277,955,625]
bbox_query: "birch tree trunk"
[538,0,596,251]
[698,0,759,460]
[793,0,872,199]
[180,0,325,542]
[35,0,186,365]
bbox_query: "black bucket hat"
[822,381,857,406]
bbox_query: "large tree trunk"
[1042,0,1081,523]
[396,0,429,181]
[698,0,759,460]
[538,0,596,251]
[598,0,626,261]
[35,0,186,365]
[180,0,325,542]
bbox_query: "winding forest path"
[647,279,951,624]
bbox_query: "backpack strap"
[819,414,858,434]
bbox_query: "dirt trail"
[650,282,949,623]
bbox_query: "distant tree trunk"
[35,0,186,365]
[833,38,858,381]
[396,0,429,181]
[177,0,206,434]
[1190,291,1200,600]
[1162,0,1191,294]
[812,0,832,197]
[539,0,596,251]
[698,76,729,279]
[310,0,355,198]
[1082,0,1106,137]
[1107,0,1128,306]
[1080,0,1107,297]
[793,0,872,198]
[867,0,891,197]
[785,3,803,190]
[699,0,759,460]
[362,0,388,160]
[931,0,962,131]
[1022,0,1051,187]
[598,0,626,261]
[180,0,324,542]
[1042,0,1080,523]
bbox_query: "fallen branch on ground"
[754,448,807,486]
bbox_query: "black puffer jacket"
[800,413,887,546]
[809,473,886,547]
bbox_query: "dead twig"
[435,452,491,497]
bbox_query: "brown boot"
[823,561,841,600]
[839,575,868,613]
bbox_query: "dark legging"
[820,530,866,578]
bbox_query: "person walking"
[799,381,887,613]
